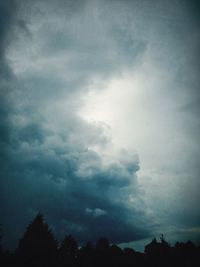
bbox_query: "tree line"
[0,213,199,267]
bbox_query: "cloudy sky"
[0,0,200,251]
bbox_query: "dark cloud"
[0,0,149,248]
[0,114,148,247]
[1,0,200,250]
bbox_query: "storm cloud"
[0,0,200,250]
[0,0,150,248]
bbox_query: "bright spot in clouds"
[0,0,200,250]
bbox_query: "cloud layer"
[0,0,150,248]
[0,0,200,249]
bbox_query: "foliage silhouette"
[0,213,200,267]
[16,213,58,267]
[78,241,95,267]
[58,234,78,267]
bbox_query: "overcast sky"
[0,0,200,251]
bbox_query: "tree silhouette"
[174,240,198,267]
[16,213,58,267]
[145,238,159,255]
[109,244,123,267]
[96,237,110,253]
[78,241,95,267]
[58,234,78,267]
[95,238,110,267]
[1,213,200,267]
[145,235,172,267]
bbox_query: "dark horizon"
[1,212,200,252]
[1,213,200,267]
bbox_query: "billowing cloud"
[0,0,150,249]
[1,96,148,246]
[0,0,200,250]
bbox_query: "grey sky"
[0,0,200,251]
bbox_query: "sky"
[0,0,200,251]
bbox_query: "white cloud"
[85,208,107,217]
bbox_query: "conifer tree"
[16,213,58,267]
[58,234,78,267]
